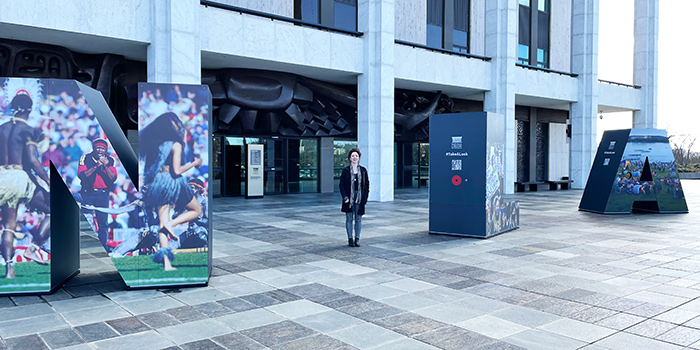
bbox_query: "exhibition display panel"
[0,78,212,295]
[579,128,688,214]
[429,112,519,238]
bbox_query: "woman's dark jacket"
[339,165,369,215]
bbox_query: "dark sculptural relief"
[206,69,357,138]
[1,38,480,143]
[206,68,470,142]
[0,38,145,132]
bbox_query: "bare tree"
[668,134,698,167]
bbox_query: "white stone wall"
[200,6,363,74]
[550,0,572,72]
[470,0,486,55]
[598,83,642,111]
[395,0,426,44]
[548,123,569,180]
[394,45,490,90]
[0,0,149,59]
[213,0,294,17]
[515,68,577,101]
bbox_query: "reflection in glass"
[333,140,357,190]
[299,0,320,23]
[427,0,444,48]
[453,0,469,53]
[334,0,357,31]
[298,139,318,193]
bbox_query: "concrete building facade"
[0,0,659,200]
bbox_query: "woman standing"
[140,112,202,271]
[339,147,369,247]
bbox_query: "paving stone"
[570,306,619,323]
[3,334,48,350]
[216,297,259,313]
[656,326,700,346]
[106,316,151,335]
[373,312,447,336]
[10,296,44,306]
[283,283,340,298]
[626,319,677,338]
[0,297,14,308]
[65,285,101,298]
[240,320,316,347]
[180,338,226,350]
[240,292,283,307]
[74,322,119,342]
[164,306,209,323]
[211,332,266,350]
[193,301,235,317]
[39,328,84,349]
[269,334,354,350]
[414,326,497,350]
[596,331,684,350]
[503,329,587,350]
[595,312,645,330]
[137,311,182,329]
[626,302,673,318]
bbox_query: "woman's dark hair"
[139,112,186,165]
[347,147,361,160]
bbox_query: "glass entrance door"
[264,138,286,194]
[288,139,318,193]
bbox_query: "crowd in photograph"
[612,159,684,199]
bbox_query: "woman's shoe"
[354,238,360,247]
[159,226,178,241]
[348,238,355,247]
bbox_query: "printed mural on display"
[0,78,211,294]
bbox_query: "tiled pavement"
[1,181,700,349]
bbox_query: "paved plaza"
[0,181,699,349]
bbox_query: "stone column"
[569,0,599,189]
[633,0,659,128]
[319,137,335,193]
[483,0,517,194]
[357,0,395,202]
[147,0,201,84]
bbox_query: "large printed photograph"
[485,144,519,235]
[0,78,210,292]
[605,129,687,213]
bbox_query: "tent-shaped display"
[579,129,688,214]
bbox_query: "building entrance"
[219,137,319,196]
[396,142,430,188]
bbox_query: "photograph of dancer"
[139,112,202,271]
[1,78,210,292]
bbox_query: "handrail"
[598,79,641,89]
[516,63,578,77]
[395,40,492,61]
[200,0,363,37]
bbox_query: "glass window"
[427,0,444,49]
[518,44,529,65]
[453,0,469,53]
[297,139,318,193]
[296,0,320,23]
[537,48,549,68]
[518,0,549,68]
[333,140,357,190]
[334,0,357,31]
